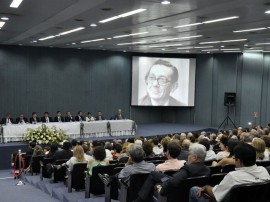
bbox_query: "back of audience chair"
[256,161,270,167]
[208,173,227,186]
[31,155,44,175]
[204,159,215,166]
[40,157,54,180]
[53,159,68,183]
[68,163,87,192]
[209,166,222,175]
[222,164,235,173]
[119,173,150,202]
[24,155,32,170]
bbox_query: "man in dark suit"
[134,144,210,202]
[0,113,14,125]
[65,111,74,122]
[75,111,84,122]
[29,112,41,124]
[53,141,73,161]
[114,109,125,120]
[41,112,53,123]
[53,111,64,122]
[16,113,28,124]
[95,111,105,121]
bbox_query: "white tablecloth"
[1,120,135,142]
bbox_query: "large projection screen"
[132,56,196,106]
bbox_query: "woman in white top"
[86,112,95,122]
[215,136,230,161]
[252,137,269,161]
[66,145,87,171]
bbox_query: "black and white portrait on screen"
[131,57,196,107]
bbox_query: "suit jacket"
[53,116,64,122]
[29,117,40,124]
[0,118,14,124]
[139,94,183,106]
[53,149,73,161]
[65,116,74,122]
[16,117,28,124]
[95,115,105,121]
[114,114,125,120]
[41,116,53,123]
[75,115,84,122]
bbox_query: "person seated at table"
[65,111,74,122]
[95,111,105,121]
[53,111,64,122]
[85,112,95,122]
[41,112,53,123]
[75,111,84,122]
[29,112,41,124]
[16,113,28,124]
[114,109,125,120]
[0,113,14,125]
[88,146,109,175]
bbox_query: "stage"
[0,123,218,170]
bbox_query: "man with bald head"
[139,59,182,106]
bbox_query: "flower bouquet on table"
[23,124,68,144]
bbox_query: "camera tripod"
[218,106,237,129]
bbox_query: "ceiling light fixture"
[201,49,219,51]
[203,16,239,24]
[1,17,9,21]
[113,32,148,38]
[117,41,145,45]
[220,48,240,51]
[59,27,85,35]
[160,35,202,42]
[161,1,171,5]
[265,10,270,14]
[81,38,105,43]
[176,47,193,49]
[10,0,23,8]
[174,23,203,28]
[99,8,146,23]
[244,49,263,52]
[224,51,242,53]
[194,46,214,48]
[38,35,56,41]
[233,27,267,33]
[0,21,6,28]
[90,24,97,27]
[199,39,247,44]
[255,42,270,45]
[199,41,221,44]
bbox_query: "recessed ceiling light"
[38,35,56,41]
[59,27,85,35]
[72,43,76,45]
[99,8,146,23]
[185,50,190,52]
[113,32,148,38]
[265,10,270,14]
[203,16,239,24]
[200,41,221,44]
[123,50,126,52]
[233,27,267,33]
[222,39,247,43]
[255,42,270,45]
[81,38,105,43]
[201,49,219,51]
[0,21,6,28]
[221,45,225,47]
[1,17,9,21]
[33,40,37,43]
[174,23,202,28]
[220,48,240,51]
[90,24,97,27]
[176,46,193,49]
[194,46,213,49]
[160,35,202,42]
[161,1,171,5]
[117,41,145,45]
[162,28,167,31]
[10,0,23,8]
[162,48,166,51]
[107,38,112,40]
[224,51,242,53]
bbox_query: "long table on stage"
[1,120,136,142]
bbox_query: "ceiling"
[1,0,270,54]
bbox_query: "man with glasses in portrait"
[139,59,182,106]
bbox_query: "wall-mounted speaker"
[224,92,236,106]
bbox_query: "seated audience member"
[88,146,109,175]
[82,144,93,161]
[112,143,122,159]
[134,144,210,201]
[135,139,143,147]
[53,141,73,161]
[95,111,105,121]
[71,139,78,151]
[29,112,41,124]
[152,137,163,155]
[46,143,59,158]
[53,111,64,122]
[114,109,125,120]
[41,112,53,123]
[189,142,270,202]
[118,142,130,161]
[65,145,87,171]
[261,135,270,156]
[213,132,223,151]
[199,138,216,161]
[102,141,113,160]
[0,113,14,125]
[160,136,171,157]
[26,145,44,171]
[118,144,156,182]
[26,141,37,155]
[65,111,74,122]
[143,141,155,158]
[212,139,239,167]
[156,141,185,172]
[252,137,269,161]
[215,136,230,161]
[178,139,190,161]
[85,112,95,122]
[16,113,28,124]
[75,111,84,122]
[209,133,217,146]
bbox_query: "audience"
[199,138,216,161]
[178,138,190,161]
[45,143,59,158]
[252,137,269,161]
[65,145,87,171]
[88,146,109,175]
[215,136,230,161]
[152,137,163,155]
[143,141,155,158]
[53,141,73,161]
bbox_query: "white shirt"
[205,150,217,161]
[153,146,163,155]
[215,151,229,161]
[105,149,113,160]
[86,116,95,122]
[213,165,270,202]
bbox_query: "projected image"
[131,57,196,106]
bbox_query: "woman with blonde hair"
[66,145,87,171]
[252,137,269,161]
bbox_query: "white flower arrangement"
[23,124,68,144]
